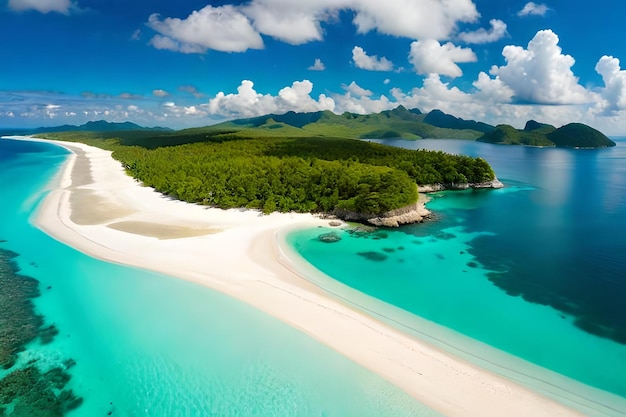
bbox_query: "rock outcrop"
[332,179,503,227]
[333,194,431,227]
[418,178,504,192]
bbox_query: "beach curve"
[22,137,593,417]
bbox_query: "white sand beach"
[24,138,597,417]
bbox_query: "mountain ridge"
[0,120,171,136]
[7,107,615,149]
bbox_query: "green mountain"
[0,120,170,137]
[15,108,614,150]
[212,106,492,140]
[478,121,615,148]
[423,109,495,133]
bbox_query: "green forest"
[39,132,496,215]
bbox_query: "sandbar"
[14,137,620,416]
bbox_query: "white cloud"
[148,0,480,54]
[595,56,626,115]
[489,30,590,104]
[458,19,507,44]
[243,0,480,41]
[342,81,373,97]
[159,102,210,118]
[278,80,335,112]
[8,0,72,14]
[408,39,476,78]
[207,80,335,118]
[149,35,205,54]
[179,85,205,98]
[242,0,328,45]
[147,5,264,53]
[333,94,393,115]
[350,0,479,40]
[473,72,514,103]
[517,2,550,17]
[308,58,326,71]
[131,29,142,41]
[152,89,169,97]
[352,46,393,71]
[391,74,473,110]
[383,79,390,85]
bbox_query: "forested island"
[28,105,615,223]
[478,120,616,148]
[36,129,498,224]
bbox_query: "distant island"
[0,120,171,137]
[478,120,616,148]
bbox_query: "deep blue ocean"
[0,138,438,417]
[288,138,626,415]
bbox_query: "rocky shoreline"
[418,178,504,192]
[333,178,504,227]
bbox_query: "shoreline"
[5,136,605,416]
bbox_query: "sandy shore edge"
[9,136,598,416]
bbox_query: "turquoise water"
[0,138,440,416]
[288,139,626,413]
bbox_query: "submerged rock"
[357,251,388,262]
[318,231,342,243]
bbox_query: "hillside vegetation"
[208,106,492,140]
[39,131,496,216]
[479,120,616,148]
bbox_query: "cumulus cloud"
[349,0,479,40]
[352,46,393,71]
[517,2,550,17]
[391,74,473,110]
[308,58,326,71]
[342,81,373,97]
[152,89,169,97]
[458,19,507,44]
[241,0,329,44]
[472,72,514,103]
[595,56,626,115]
[332,93,393,115]
[489,30,590,104]
[148,0,480,54]
[147,5,264,53]
[207,80,335,118]
[409,39,476,78]
[244,0,480,42]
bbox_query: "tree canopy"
[38,132,497,216]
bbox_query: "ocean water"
[288,139,626,414]
[0,138,440,417]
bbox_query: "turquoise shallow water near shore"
[0,138,439,416]
[289,139,626,411]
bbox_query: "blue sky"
[1,0,626,134]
